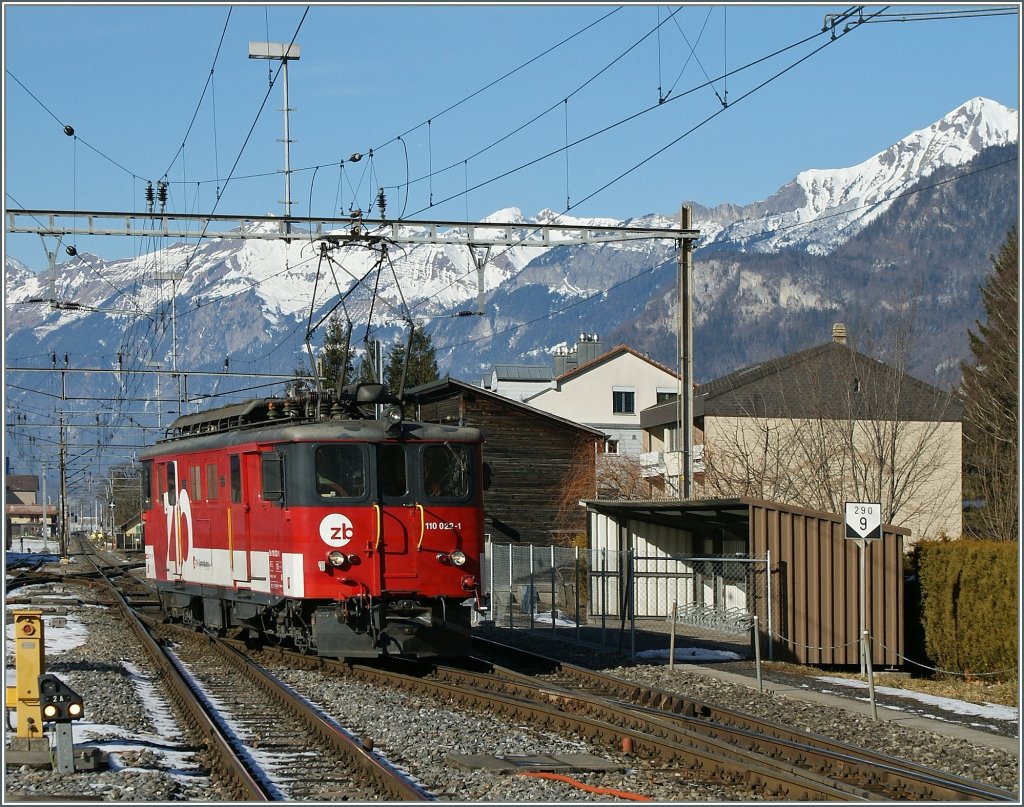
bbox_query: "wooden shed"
[584,496,907,667]
[409,377,606,545]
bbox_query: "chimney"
[577,333,601,366]
[553,345,572,375]
[832,323,848,345]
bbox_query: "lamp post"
[248,41,301,233]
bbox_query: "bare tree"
[108,463,143,533]
[553,436,598,539]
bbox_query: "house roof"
[697,341,962,422]
[5,504,56,517]
[491,365,552,382]
[5,475,39,492]
[407,376,608,439]
[554,344,679,385]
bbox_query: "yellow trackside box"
[5,610,45,738]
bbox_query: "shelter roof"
[582,495,910,536]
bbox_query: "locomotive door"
[376,443,419,590]
[227,453,252,583]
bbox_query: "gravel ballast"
[4,574,1019,801]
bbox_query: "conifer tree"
[354,340,382,386]
[320,313,355,394]
[384,325,440,398]
[961,225,1018,540]
[286,364,313,397]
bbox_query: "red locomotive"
[139,383,486,658]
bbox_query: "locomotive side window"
[315,444,365,498]
[423,444,471,500]
[141,462,152,509]
[166,462,177,506]
[229,455,242,503]
[380,444,408,498]
[206,463,218,500]
[190,465,202,501]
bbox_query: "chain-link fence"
[481,542,770,659]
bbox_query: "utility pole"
[40,461,48,547]
[59,415,68,559]
[152,273,183,417]
[677,205,694,499]
[248,41,301,233]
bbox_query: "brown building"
[409,377,606,546]
[4,474,57,544]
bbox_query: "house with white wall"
[639,324,963,543]
[525,336,679,458]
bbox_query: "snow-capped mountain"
[4,97,1018,443]
[691,97,1018,255]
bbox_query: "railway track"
[67,539,432,801]
[467,635,1017,802]
[12,540,1015,802]
[246,642,876,800]
[247,634,1016,801]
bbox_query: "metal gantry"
[6,208,703,525]
[5,209,699,247]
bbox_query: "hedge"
[915,538,1018,679]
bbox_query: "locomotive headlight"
[327,550,347,568]
[436,550,467,566]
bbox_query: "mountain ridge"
[4,97,1019,431]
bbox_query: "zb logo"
[320,513,355,547]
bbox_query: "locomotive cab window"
[315,444,366,499]
[422,443,471,500]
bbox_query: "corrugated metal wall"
[748,499,905,666]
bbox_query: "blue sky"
[3,3,1020,268]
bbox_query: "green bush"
[915,538,1018,679]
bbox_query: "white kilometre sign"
[845,501,882,541]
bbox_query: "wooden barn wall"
[749,502,904,666]
[418,393,597,546]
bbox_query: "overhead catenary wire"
[406,17,856,317]
[6,6,1015,473]
[159,7,233,183]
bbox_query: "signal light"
[37,674,84,723]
